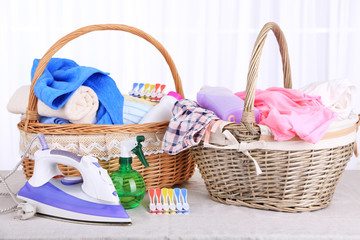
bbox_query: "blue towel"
[39,116,70,124]
[31,58,124,124]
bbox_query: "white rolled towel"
[7,85,99,124]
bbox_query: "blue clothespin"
[135,83,145,98]
[129,83,138,96]
[181,189,189,213]
[174,188,183,213]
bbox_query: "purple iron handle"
[37,134,49,150]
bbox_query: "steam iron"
[17,134,131,225]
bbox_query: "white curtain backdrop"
[1,0,359,170]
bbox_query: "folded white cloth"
[7,85,99,124]
[300,79,356,120]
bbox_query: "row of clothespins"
[129,83,166,102]
[148,188,189,214]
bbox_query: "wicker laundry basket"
[192,22,359,212]
[18,24,195,190]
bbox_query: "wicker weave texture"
[18,24,195,189]
[192,22,356,212]
[193,142,353,212]
[22,150,195,190]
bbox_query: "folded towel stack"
[7,85,98,124]
[8,58,160,125]
[31,58,124,124]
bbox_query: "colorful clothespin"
[140,83,150,99]
[135,83,144,98]
[167,188,176,214]
[151,84,161,102]
[174,188,183,213]
[148,189,156,214]
[156,84,166,101]
[181,189,189,213]
[146,84,155,100]
[155,188,163,213]
[161,188,170,214]
[129,83,138,96]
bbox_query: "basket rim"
[18,120,169,135]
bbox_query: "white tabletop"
[1,169,360,240]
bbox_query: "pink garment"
[235,87,337,143]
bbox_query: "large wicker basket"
[192,22,359,212]
[18,24,195,189]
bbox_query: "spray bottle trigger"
[131,136,149,167]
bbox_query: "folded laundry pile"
[30,58,124,124]
[8,58,184,126]
[160,79,357,155]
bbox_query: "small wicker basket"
[18,24,195,189]
[192,22,358,212]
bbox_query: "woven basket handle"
[26,24,184,124]
[242,22,292,127]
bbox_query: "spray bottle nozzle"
[120,136,149,167]
[132,136,149,168]
[136,136,145,143]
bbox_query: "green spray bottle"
[110,136,149,209]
